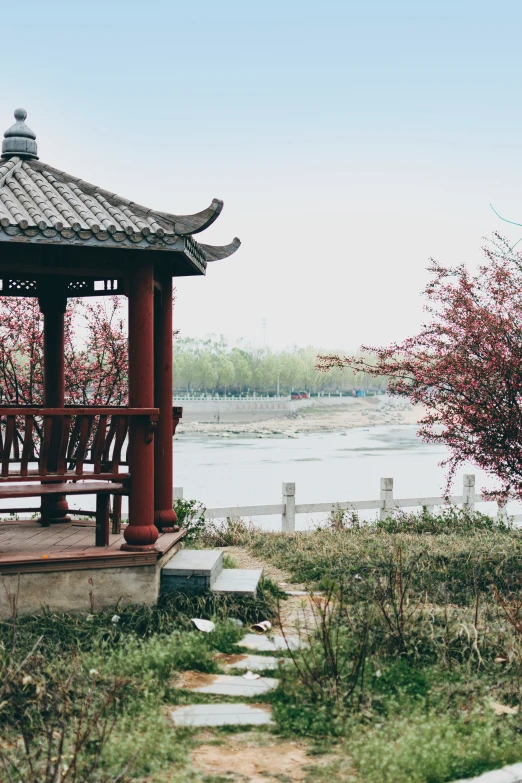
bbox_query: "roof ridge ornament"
[2,109,38,160]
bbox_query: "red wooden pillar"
[153,271,178,532]
[38,285,70,524]
[122,261,158,551]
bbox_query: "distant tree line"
[173,337,388,395]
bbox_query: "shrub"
[377,506,514,535]
[0,640,128,783]
[349,708,522,783]
[173,498,207,542]
[200,515,257,547]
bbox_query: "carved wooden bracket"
[145,415,159,444]
[172,406,183,436]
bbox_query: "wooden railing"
[0,407,158,482]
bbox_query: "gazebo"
[0,108,240,555]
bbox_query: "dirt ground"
[219,546,327,634]
[190,731,345,782]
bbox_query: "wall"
[0,547,181,618]
[174,395,360,423]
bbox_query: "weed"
[376,506,514,535]
[222,553,238,568]
[324,506,363,531]
[201,516,256,547]
[274,583,370,735]
[173,498,207,542]
[349,708,522,783]
[250,519,522,781]
[0,638,129,783]
[0,577,282,782]
[1,577,282,660]
[371,547,424,655]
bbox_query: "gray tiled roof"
[0,156,240,263]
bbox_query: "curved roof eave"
[198,237,241,262]
[158,198,224,235]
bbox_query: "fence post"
[380,478,394,521]
[463,475,475,512]
[282,482,296,532]
[497,500,508,522]
[174,486,183,501]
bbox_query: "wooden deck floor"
[0,520,184,574]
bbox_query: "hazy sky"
[3,1,522,350]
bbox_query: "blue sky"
[3,1,522,349]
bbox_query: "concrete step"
[161,549,223,595]
[240,632,302,652]
[177,672,278,697]
[211,568,263,597]
[221,653,280,672]
[170,703,273,727]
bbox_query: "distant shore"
[176,397,424,438]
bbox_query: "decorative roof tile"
[0,110,241,267]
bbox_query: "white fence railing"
[174,475,521,532]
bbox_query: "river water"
[5,425,520,528]
[173,425,522,531]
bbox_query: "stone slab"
[161,549,223,595]
[211,568,262,596]
[504,765,522,781]
[223,654,280,672]
[240,633,301,652]
[162,549,222,578]
[170,703,273,727]
[187,674,278,697]
[452,762,522,782]
[161,575,209,596]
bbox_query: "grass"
[242,508,522,782]
[5,506,522,782]
[0,579,281,782]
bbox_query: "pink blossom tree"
[0,296,128,406]
[317,234,522,500]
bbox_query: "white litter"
[251,620,272,634]
[243,671,261,680]
[191,618,215,633]
[111,615,120,624]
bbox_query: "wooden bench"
[0,407,158,546]
[0,481,126,546]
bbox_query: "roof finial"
[2,109,38,160]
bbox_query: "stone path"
[215,546,323,636]
[170,629,298,729]
[170,622,522,782]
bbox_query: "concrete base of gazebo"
[0,520,185,617]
